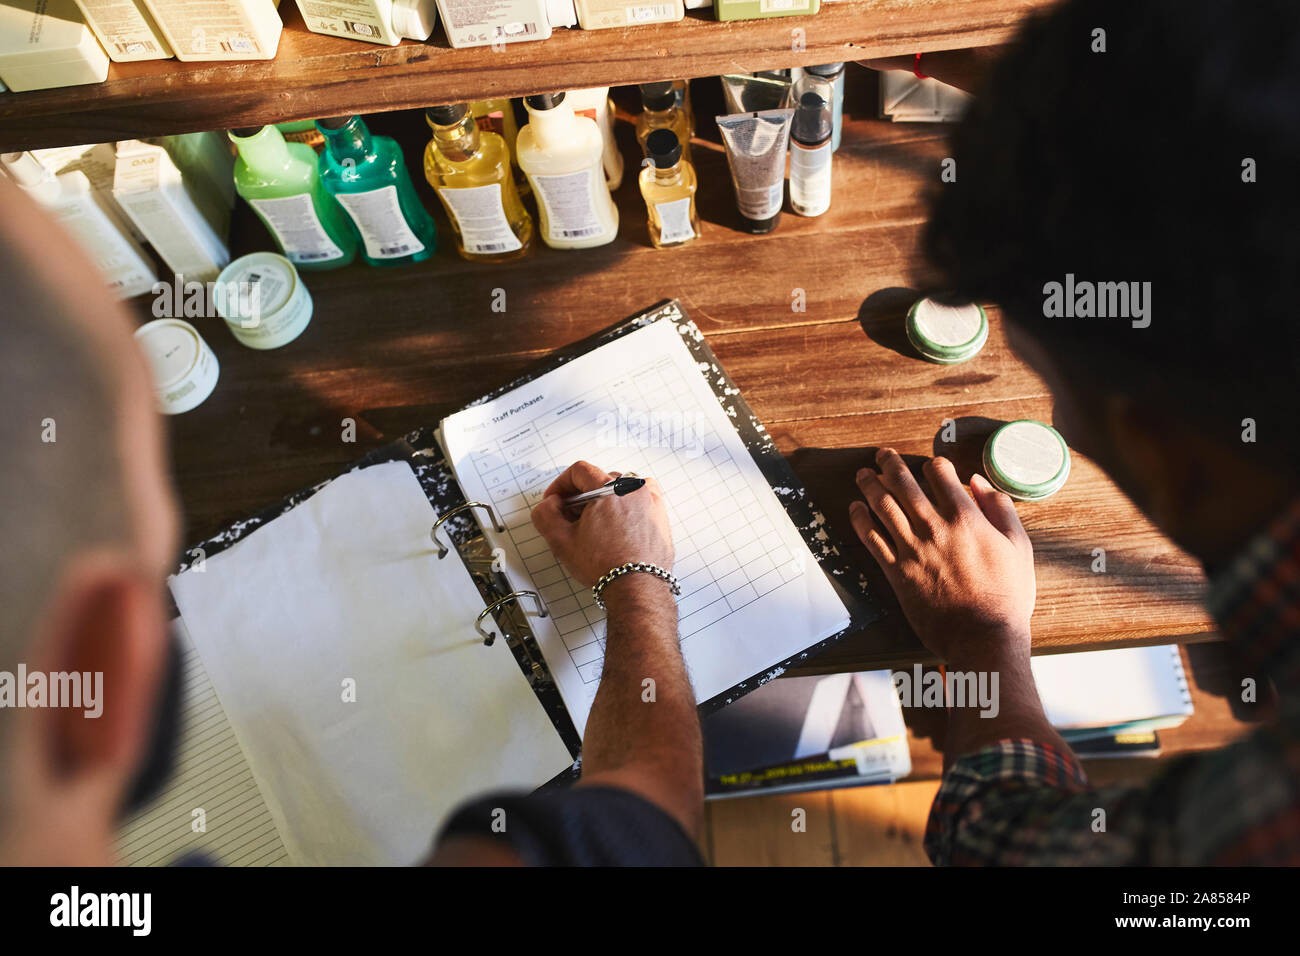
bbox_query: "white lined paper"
[115,618,289,867]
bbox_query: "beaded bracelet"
[592,562,681,611]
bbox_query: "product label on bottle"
[145,0,277,61]
[78,0,173,60]
[626,3,676,22]
[654,197,695,245]
[790,140,832,215]
[735,180,783,221]
[530,169,609,243]
[296,0,397,44]
[248,194,345,264]
[759,0,809,11]
[334,185,426,259]
[436,183,523,255]
[440,0,547,48]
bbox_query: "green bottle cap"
[906,297,988,364]
[982,420,1071,501]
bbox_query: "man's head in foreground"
[0,177,180,864]
[927,0,1300,564]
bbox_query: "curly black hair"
[925,0,1300,464]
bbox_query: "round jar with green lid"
[906,297,988,364]
[982,420,1071,501]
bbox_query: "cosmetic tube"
[716,108,793,234]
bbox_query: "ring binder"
[169,299,875,772]
[475,590,548,645]
[431,501,505,558]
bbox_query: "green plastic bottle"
[229,125,358,270]
[316,115,437,267]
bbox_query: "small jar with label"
[638,129,700,249]
[134,318,220,414]
[214,252,314,350]
[906,297,988,364]
[424,103,533,262]
[983,420,1071,501]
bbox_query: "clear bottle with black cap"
[638,129,700,249]
[423,103,533,262]
[516,91,619,250]
[802,63,845,151]
[315,114,437,267]
[789,74,834,217]
[636,81,692,163]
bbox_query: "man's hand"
[848,448,1035,665]
[531,461,673,588]
[534,461,700,838]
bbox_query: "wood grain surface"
[141,72,1213,676]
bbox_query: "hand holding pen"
[530,461,673,588]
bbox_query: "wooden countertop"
[149,72,1216,676]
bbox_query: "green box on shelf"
[714,0,819,21]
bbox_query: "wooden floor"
[152,70,1213,675]
[705,780,939,865]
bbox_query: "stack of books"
[703,644,1194,797]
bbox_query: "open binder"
[175,299,881,763]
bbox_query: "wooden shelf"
[0,0,1048,151]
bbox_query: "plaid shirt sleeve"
[925,738,1093,865]
[925,724,1300,865]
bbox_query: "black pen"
[562,475,647,509]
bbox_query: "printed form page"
[441,319,850,734]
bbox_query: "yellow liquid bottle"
[639,129,700,249]
[470,98,528,197]
[636,81,692,163]
[424,104,533,262]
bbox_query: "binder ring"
[475,590,548,646]
[430,501,506,558]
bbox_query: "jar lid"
[983,420,1071,501]
[906,297,988,364]
[391,0,436,40]
[133,319,219,414]
[216,252,296,321]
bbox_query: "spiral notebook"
[122,299,877,864]
[1029,644,1194,742]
